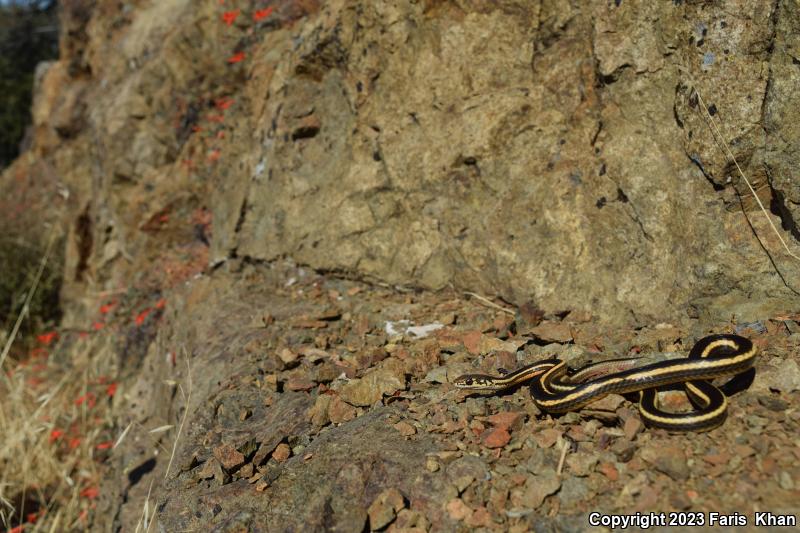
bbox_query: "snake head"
[452,374,497,390]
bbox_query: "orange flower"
[254,7,274,21]
[221,9,240,26]
[227,51,246,64]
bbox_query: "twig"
[695,90,800,262]
[556,438,569,476]
[164,354,192,481]
[464,292,515,316]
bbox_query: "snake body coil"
[453,334,757,432]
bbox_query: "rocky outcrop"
[4,0,795,330]
[3,0,800,530]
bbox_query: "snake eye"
[465,378,473,385]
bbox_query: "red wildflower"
[93,322,104,331]
[106,382,118,397]
[80,486,99,500]
[37,331,58,345]
[215,98,234,110]
[95,441,114,450]
[208,149,222,162]
[29,347,48,359]
[135,308,152,326]
[254,7,274,21]
[8,525,25,533]
[99,301,116,314]
[227,51,245,64]
[221,9,240,26]
[69,437,82,449]
[49,429,64,442]
[155,298,167,310]
[75,392,97,408]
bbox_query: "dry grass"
[0,336,118,532]
[0,230,116,532]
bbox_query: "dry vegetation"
[0,237,117,532]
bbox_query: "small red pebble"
[598,461,619,481]
[482,426,511,449]
[461,330,482,355]
[485,411,524,429]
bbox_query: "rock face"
[2,0,800,530]
[3,0,796,330]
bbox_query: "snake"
[452,334,757,432]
